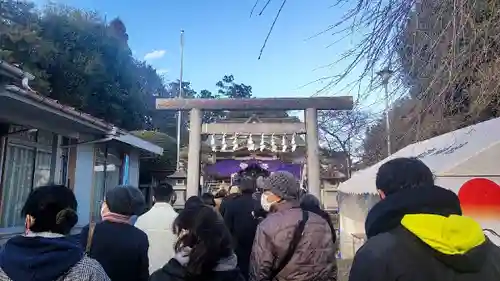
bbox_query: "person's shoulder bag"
[269,209,309,280]
[85,222,96,254]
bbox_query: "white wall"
[73,143,94,227]
[128,150,140,187]
[338,192,380,259]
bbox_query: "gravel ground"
[337,259,353,281]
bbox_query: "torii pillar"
[156,97,353,200]
[305,108,320,195]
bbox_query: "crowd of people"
[0,157,499,281]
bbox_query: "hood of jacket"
[401,213,489,272]
[365,185,462,238]
[0,234,83,281]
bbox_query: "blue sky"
[39,0,364,99]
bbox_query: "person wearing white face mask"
[249,171,337,281]
[259,192,280,212]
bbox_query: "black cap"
[105,185,146,216]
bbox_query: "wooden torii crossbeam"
[156,96,354,199]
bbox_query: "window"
[121,154,130,185]
[90,145,124,222]
[0,126,55,227]
[60,138,70,187]
[1,145,35,227]
[34,150,52,187]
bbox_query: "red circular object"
[458,178,500,217]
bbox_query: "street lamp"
[377,67,394,156]
[176,30,185,171]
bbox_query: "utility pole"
[377,67,394,156]
[176,30,185,170]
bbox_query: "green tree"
[215,74,289,119]
[108,17,129,44]
[216,74,252,98]
[1,0,161,131]
[130,130,177,183]
[196,89,225,123]
[149,80,197,142]
[39,5,148,130]
[0,0,54,93]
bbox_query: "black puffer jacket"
[219,193,261,279]
[149,255,245,281]
[349,186,500,281]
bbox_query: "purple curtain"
[204,159,302,178]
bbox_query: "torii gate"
[156,97,353,200]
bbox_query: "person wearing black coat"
[349,158,500,281]
[219,176,261,280]
[300,193,337,244]
[81,186,149,281]
[150,204,244,281]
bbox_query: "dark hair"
[173,205,233,277]
[184,196,204,209]
[22,185,78,235]
[238,176,256,194]
[201,193,215,206]
[214,189,227,199]
[376,157,434,196]
[300,194,321,209]
[154,183,174,202]
[299,194,337,243]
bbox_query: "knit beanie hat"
[262,171,300,200]
[105,185,146,216]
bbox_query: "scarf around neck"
[102,210,131,224]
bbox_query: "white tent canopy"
[340,117,500,194]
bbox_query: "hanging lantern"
[281,135,288,152]
[232,133,239,151]
[291,133,297,152]
[210,134,217,152]
[271,134,277,152]
[260,133,266,151]
[221,133,227,151]
[247,134,255,151]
